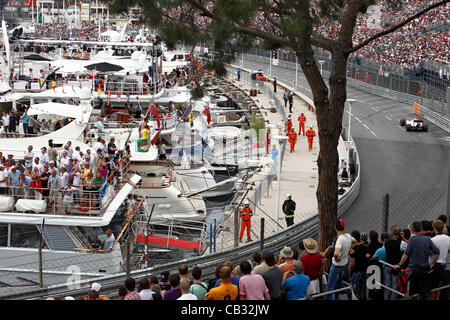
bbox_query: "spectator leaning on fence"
[428,220,450,300]
[348,230,370,300]
[373,232,390,265]
[383,225,403,300]
[393,221,440,298]
[327,219,357,300]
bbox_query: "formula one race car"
[399,118,428,132]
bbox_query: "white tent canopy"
[27,102,85,119]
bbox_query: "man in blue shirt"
[7,166,21,197]
[21,109,30,137]
[281,261,310,300]
[102,228,116,251]
[271,145,279,161]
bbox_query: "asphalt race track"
[239,55,450,233]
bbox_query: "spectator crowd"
[166,0,448,71]
[0,128,130,215]
[42,216,450,300]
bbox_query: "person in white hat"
[89,282,109,300]
[278,246,296,274]
[239,199,254,243]
[282,194,296,227]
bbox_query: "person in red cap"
[327,219,357,300]
[7,154,15,166]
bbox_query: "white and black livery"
[399,118,428,132]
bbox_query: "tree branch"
[346,0,450,54]
[312,34,337,52]
[187,0,291,47]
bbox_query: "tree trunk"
[295,44,340,254]
[317,49,349,253]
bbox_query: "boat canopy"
[27,102,85,119]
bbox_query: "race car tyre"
[400,119,406,126]
[406,124,412,131]
[422,124,428,132]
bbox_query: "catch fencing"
[341,187,448,236]
[245,47,449,121]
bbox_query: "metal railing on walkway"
[371,259,450,300]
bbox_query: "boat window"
[10,224,41,249]
[0,223,7,247]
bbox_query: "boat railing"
[71,197,146,253]
[0,154,133,217]
[92,121,141,130]
[103,79,163,96]
[5,77,164,96]
[0,129,54,138]
[0,181,112,217]
[148,112,178,131]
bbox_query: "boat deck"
[140,176,171,189]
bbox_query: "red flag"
[149,104,161,145]
[203,106,211,125]
[149,104,160,128]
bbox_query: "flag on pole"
[149,104,161,145]
[203,106,211,125]
[184,103,194,127]
[189,109,194,128]
[183,104,192,117]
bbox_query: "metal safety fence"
[246,47,449,115]
[341,186,448,236]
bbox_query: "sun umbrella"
[85,62,124,73]
[23,54,53,61]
